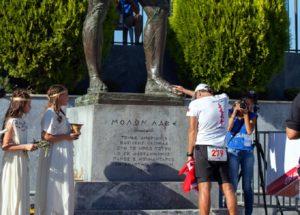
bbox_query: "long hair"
[46,84,68,123]
[2,88,31,130]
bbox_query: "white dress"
[34,108,74,215]
[0,117,30,215]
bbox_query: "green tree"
[168,0,289,93]
[0,0,118,94]
[0,75,14,93]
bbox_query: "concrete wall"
[267,52,300,100]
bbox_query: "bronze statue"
[83,0,175,95]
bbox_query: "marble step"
[77,207,300,215]
[75,181,206,211]
[74,209,199,215]
[74,208,236,215]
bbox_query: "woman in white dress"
[35,84,80,215]
[0,89,37,215]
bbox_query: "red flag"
[178,159,198,192]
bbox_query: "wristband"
[186,152,193,157]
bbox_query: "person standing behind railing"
[226,95,257,215]
[286,92,300,140]
[117,0,142,44]
[285,92,300,182]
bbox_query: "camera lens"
[239,99,247,109]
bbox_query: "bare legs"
[198,182,211,215]
[221,183,238,215]
[198,182,237,215]
[134,14,142,43]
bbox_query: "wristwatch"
[186,152,193,157]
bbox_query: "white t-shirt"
[186,93,229,147]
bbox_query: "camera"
[239,99,247,109]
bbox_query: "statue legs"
[83,0,110,93]
[83,0,178,96]
[141,0,175,95]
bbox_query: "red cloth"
[178,159,198,192]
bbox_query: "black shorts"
[194,145,230,185]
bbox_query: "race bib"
[207,146,227,161]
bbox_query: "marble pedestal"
[67,93,220,214]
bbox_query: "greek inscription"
[112,134,174,169]
[111,119,176,127]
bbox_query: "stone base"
[68,95,223,214]
[67,100,188,182]
[75,182,199,211]
[74,182,227,214]
[75,92,184,106]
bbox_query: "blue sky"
[287,0,299,51]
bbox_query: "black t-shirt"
[286,92,300,131]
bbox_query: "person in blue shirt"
[227,94,257,215]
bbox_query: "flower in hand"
[33,139,50,149]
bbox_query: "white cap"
[194,83,210,92]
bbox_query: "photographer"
[227,95,257,215]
